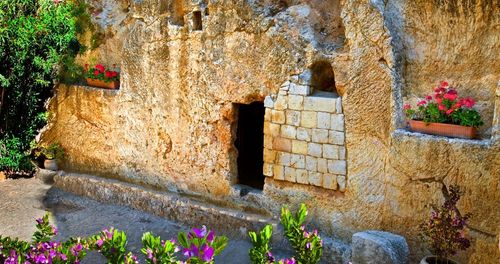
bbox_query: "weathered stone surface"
[351,231,409,264]
[39,0,500,263]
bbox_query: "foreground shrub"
[248,204,323,264]
[0,214,228,264]
[420,185,471,261]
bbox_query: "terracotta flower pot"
[44,159,58,171]
[409,120,477,139]
[86,78,119,89]
[420,255,458,264]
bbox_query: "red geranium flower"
[425,95,432,101]
[95,64,105,73]
[443,93,458,101]
[417,100,427,106]
[438,104,447,111]
[440,81,449,88]
[403,104,411,110]
[105,71,112,79]
[94,70,99,76]
[111,71,118,77]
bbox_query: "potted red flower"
[404,81,484,139]
[84,63,120,89]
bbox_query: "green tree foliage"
[0,0,87,174]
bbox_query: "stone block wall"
[262,75,347,192]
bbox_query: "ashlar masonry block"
[290,154,305,169]
[323,144,339,159]
[264,135,273,149]
[323,173,338,190]
[329,131,345,145]
[286,110,301,126]
[268,123,281,137]
[292,140,308,155]
[288,95,304,110]
[265,108,272,121]
[285,167,296,182]
[281,125,297,139]
[312,129,329,143]
[330,114,345,131]
[273,137,292,152]
[328,160,347,175]
[264,96,274,108]
[263,163,273,177]
[307,143,322,157]
[272,110,286,124]
[304,96,336,113]
[337,175,346,192]
[289,83,311,95]
[317,158,328,173]
[273,165,285,181]
[296,169,308,184]
[263,149,276,163]
[274,95,287,110]
[277,152,291,166]
[317,112,331,129]
[296,128,311,141]
[308,171,322,187]
[305,156,317,171]
[301,111,317,128]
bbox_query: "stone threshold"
[51,171,353,263]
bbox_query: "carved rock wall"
[41,0,499,262]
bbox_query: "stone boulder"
[351,230,409,264]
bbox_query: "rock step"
[53,172,278,240]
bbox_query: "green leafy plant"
[249,225,274,264]
[88,228,138,264]
[0,0,88,175]
[141,232,180,264]
[0,136,33,174]
[248,204,323,264]
[38,142,65,160]
[404,81,484,128]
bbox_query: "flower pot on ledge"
[86,78,119,89]
[408,120,477,139]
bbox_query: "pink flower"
[417,100,427,106]
[95,64,105,73]
[444,93,458,101]
[105,71,112,79]
[438,104,447,111]
[462,97,475,108]
[425,95,432,101]
[440,81,449,88]
[445,109,454,115]
[403,104,411,110]
[435,97,442,104]
[94,70,99,76]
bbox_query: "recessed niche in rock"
[235,102,265,190]
[311,61,337,94]
[192,11,202,31]
[170,0,185,26]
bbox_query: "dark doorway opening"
[235,102,265,190]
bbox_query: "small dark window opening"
[311,61,337,94]
[235,102,265,190]
[193,11,202,30]
[170,0,185,26]
[204,8,209,16]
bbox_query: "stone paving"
[0,176,263,263]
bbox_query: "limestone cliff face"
[42,0,499,262]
